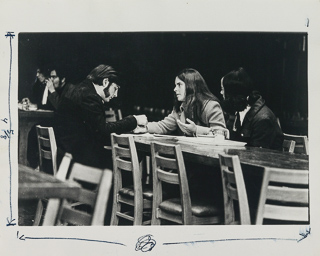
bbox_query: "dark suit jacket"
[54,79,137,168]
[30,80,65,110]
[232,97,284,150]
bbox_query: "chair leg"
[133,203,143,225]
[110,195,120,225]
[33,200,44,226]
[151,208,161,225]
[145,156,151,185]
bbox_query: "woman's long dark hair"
[173,68,219,123]
[222,67,261,113]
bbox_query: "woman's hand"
[177,118,197,136]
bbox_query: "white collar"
[238,105,251,125]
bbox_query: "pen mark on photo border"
[5,31,16,227]
[135,234,156,252]
[16,232,126,246]
[298,226,311,242]
[163,226,311,247]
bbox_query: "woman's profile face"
[174,77,186,102]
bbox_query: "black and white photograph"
[1,0,319,255]
[17,31,309,226]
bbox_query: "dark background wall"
[18,32,308,134]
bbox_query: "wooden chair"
[105,108,123,122]
[151,141,222,225]
[219,154,251,225]
[255,167,309,224]
[36,125,58,175]
[105,109,117,122]
[110,134,152,225]
[105,108,122,150]
[42,153,113,226]
[116,109,123,120]
[33,125,58,226]
[282,139,296,153]
[283,133,309,155]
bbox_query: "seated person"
[30,66,67,110]
[26,66,68,167]
[145,68,226,204]
[220,67,284,150]
[146,68,226,136]
[54,64,147,169]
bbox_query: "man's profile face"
[38,73,46,83]
[104,83,119,102]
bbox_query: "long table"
[133,134,309,222]
[19,164,80,200]
[133,134,309,170]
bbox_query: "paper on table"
[132,133,154,137]
[176,136,247,146]
[135,133,246,146]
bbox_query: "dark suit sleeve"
[81,94,137,143]
[47,91,60,110]
[249,118,278,149]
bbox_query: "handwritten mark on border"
[5,31,15,226]
[15,231,126,246]
[163,226,311,246]
[298,226,311,243]
[135,234,156,252]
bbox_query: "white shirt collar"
[238,105,251,125]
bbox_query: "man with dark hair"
[26,66,68,168]
[54,64,147,169]
[30,66,67,110]
[220,67,283,150]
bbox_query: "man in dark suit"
[27,66,68,168]
[54,64,147,169]
[30,67,67,110]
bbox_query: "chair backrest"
[117,109,123,120]
[282,139,296,153]
[283,133,309,155]
[111,133,143,223]
[36,125,57,175]
[43,153,112,226]
[255,167,309,224]
[151,141,192,224]
[105,108,123,122]
[219,154,251,225]
[105,109,117,122]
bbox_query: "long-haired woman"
[147,68,226,136]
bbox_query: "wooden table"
[19,164,80,200]
[134,134,309,220]
[18,109,54,166]
[133,134,309,170]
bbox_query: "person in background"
[146,68,226,137]
[27,68,46,107]
[220,67,284,150]
[54,64,147,169]
[30,66,67,110]
[26,66,67,168]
